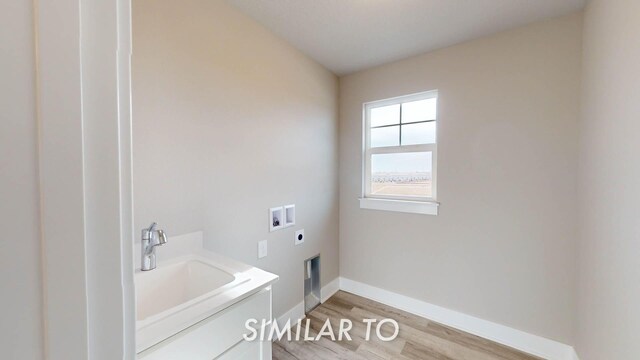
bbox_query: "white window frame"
[360,90,439,215]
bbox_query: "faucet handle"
[157,229,168,245]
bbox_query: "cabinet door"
[138,288,272,360]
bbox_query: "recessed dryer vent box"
[269,207,284,232]
[284,204,295,228]
[304,255,320,313]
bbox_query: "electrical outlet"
[258,240,267,259]
[294,229,304,245]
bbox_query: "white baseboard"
[321,277,340,303]
[275,301,305,331]
[340,277,577,360]
[275,277,342,332]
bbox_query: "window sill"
[359,198,439,215]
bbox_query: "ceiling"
[226,0,585,75]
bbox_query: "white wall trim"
[359,198,439,215]
[275,302,305,332]
[36,0,133,358]
[340,277,577,360]
[37,0,90,357]
[275,277,342,334]
[321,277,341,303]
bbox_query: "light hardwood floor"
[273,291,542,360]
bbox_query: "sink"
[136,259,236,321]
[134,232,278,353]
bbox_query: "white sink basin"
[136,259,236,321]
[134,232,278,353]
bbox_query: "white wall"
[339,14,583,344]
[0,1,44,359]
[132,0,339,318]
[575,0,640,359]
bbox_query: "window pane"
[371,125,399,148]
[371,152,433,198]
[370,104,400,127]
[402,98,437,123]
[401,122,436,145]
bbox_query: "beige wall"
[133,0,339,317]
[0,1,44,359]
[575,0,640,358]
[339,14,582,343]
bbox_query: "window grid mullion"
[370,119,435,129]
[399,103,403,146]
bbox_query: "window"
[361,90,439,215]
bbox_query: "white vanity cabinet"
[138,287,273,360]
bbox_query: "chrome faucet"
[141,222,167,271]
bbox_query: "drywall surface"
[575,0,640,358]
[133,0,339,318]
[339,14,582,343]
[0,1,44,359]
